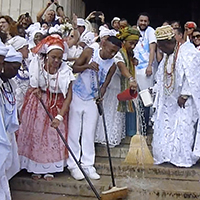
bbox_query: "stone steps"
[95,157,200,181]
[10,169,200,200]
[11,191,97,200]
[10,131,200,199]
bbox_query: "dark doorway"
[84,0,200,28]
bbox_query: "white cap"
[77,18,85,27]
[7,35,28,51]
[111,17,120,27]
[4,45,23,63]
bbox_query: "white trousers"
[67,93,99,170]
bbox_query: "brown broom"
[124,98,154,165]
[95,72,128,200]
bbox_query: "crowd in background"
[1,0,200,199]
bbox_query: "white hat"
[0,40,9,56]
[4,45,23,63]
[155,25,175,41]
[111,17,120,27]
[7,36,28,51]
[77,18,85,27]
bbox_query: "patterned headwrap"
[117,26,140,41]
[185,21,197,29]
[155,25,175,41]
[32,34,66,54]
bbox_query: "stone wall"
[0,0,85,22]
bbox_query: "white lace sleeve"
[29,55,40,88]
[58,63,75,98]
[180,75,192,96]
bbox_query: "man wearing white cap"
[110,17,120,36]
[0,44,22,200]
[77,18,95,49]
[152,25,200,167]
[8,35,30,113]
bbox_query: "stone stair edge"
[10,173,200,199]
[94,157,200,181]
[11,190,97,200]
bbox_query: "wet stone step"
[11,191,97,200]
[10,170,200,200]
[95,157,200,181]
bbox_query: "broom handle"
[96,72,116,187]
[39,98,101,200]
[135,98,140,134]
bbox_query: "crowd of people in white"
[1,0,200,199]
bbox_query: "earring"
[1,66,4,74]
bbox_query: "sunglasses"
[192,35,200,39]
[185,28,194,31]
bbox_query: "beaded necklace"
[0,81,16,114]
[163,43,180,95]
[16,60,29,81]
[42,62,59,109]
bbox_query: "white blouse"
[29,55,75,98]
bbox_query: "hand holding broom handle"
[39,98,101,200]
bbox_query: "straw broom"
[95,72,128,200]
[124,98,154,165]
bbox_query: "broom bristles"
[124,134,154,165]
[101,186,128,200]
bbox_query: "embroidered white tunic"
[152,42,200,167]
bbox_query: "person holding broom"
[95,26,139,147]
[16,34,75,180]
[152,25,200,167]
[67,36,122,181]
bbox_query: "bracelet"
[181,95,189,100]
[55,114,63,121]
[128,76,135,82]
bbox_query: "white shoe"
[70,168,85,181]
[83,166,100,180]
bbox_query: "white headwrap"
[25,22,41,36]
[99,26,112,39]
[7,36,28,50]
[48,24,62,35]
[4,45,23,63]
[46,45,64,54]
